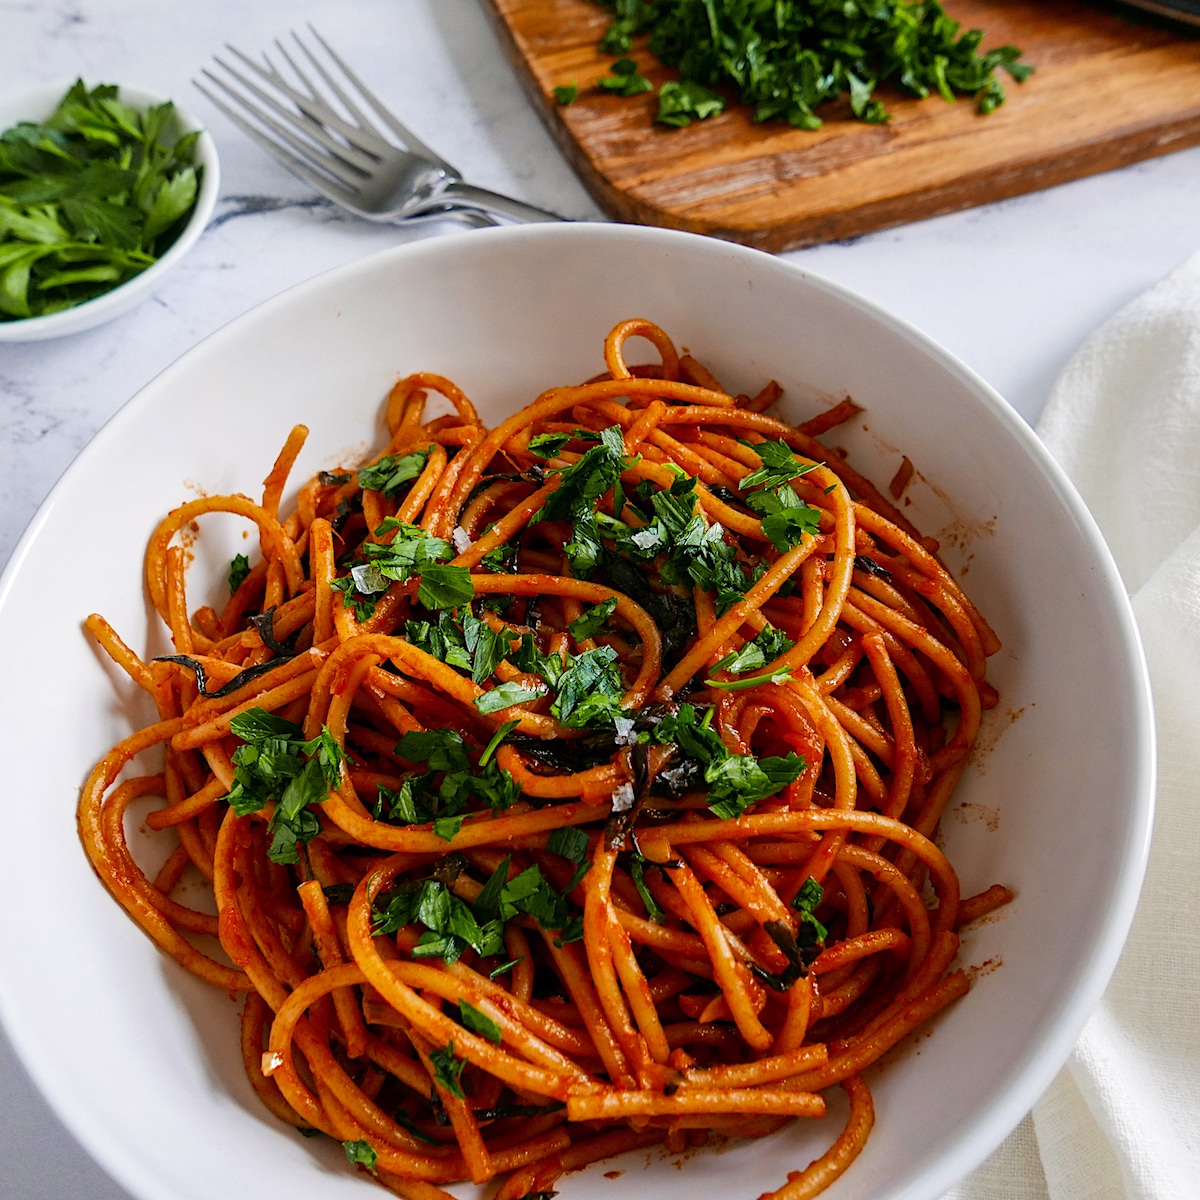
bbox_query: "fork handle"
[432,182,567,224]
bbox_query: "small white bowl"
[0,80,219,342]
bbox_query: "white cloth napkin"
[943,253,1200,1198]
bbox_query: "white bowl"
[0,80,219,341]
[0,224,1153,1200]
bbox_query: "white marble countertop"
[2,1,1197,1197]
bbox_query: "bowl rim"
[0,222,1157,1200]
[0,77,220,342]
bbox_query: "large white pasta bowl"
[0,223,1153,1200]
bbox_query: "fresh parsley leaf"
[567,596,618,642]
[740,440,817,492]
[792,878,829,947]
[429,1041,467,1099]
[740,445,823,551]
[532,425,635,524]
[333,521,473,612]
[0,80,203,322]
[479,541,519,573]
[656,79,725,126]
[474,680,549,715]
[563,508,604,578]
[550,645,625,729]
[595,0,1030,130]
[528,432,571,458]
[373,877,505,961]
[405,612,473,674]
[357,448,432,498]
[547,826,590,865]
[222,708,344,864]
[553,83,579,105]
[342,1139,378,1174]
[478,719,519,767]
[599,57,654,98]
[396,729,471,772]
[417,563,474,610]
[433,813,467,842]
[461,610,513,683]
[710,625,794,675]
[458,999,502,1044]
[650,703,805,819]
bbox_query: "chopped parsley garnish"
[474,680,549,715]
[533,425,637,526]
[548,825,593,892]
[593,0,1031,130]
[0,80,202,322]
[710,625,794,675]
[567,596,618,641]
[381,728,520,834]
[739,440,817,492]
[479,719,519,767]
[792,878,829,948]
[650,704,805,819]
[527,431,572,458]
[342,1139,378,1174]
[599,57,654,97]
[227,552,250,594]
[553,83,579,105]
[330,519,474,618]
[509,635,627,730]
[396,729,471,772]
[656,79,725,127]
[738,441,824,552]
[479,540,520,573]
[357,448,432,498]
[747,485,824,552]
[550,645,626,728]
[407,609,513,684]
[458,999,503,1044]
[429,1041,467,1098]
[224,708,345,864]
[373,856,585,961]
[546,825,590,865]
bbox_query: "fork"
[195,28,567,227]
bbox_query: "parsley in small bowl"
[0,78,219,341]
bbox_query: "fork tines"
[195,26,453,207]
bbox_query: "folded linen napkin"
[943,253,1200,1198]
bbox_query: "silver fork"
[195,28,567,227]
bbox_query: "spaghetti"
[80,318,1008,1199]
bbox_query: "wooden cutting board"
[480,0,1200,251]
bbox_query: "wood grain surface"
[480,0,1200,251]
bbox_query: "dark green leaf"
[656,79,725,126]
[547,826,590,865]
[395,729,471,773]
[417,563,475,610]
[596,0,1030,131]
[429,1041,466,1099]
[343,1139,378,1174]
[357,448,432,498]
[458,999,503,1043]
[528,433,571,458]
[474,680,548,715]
